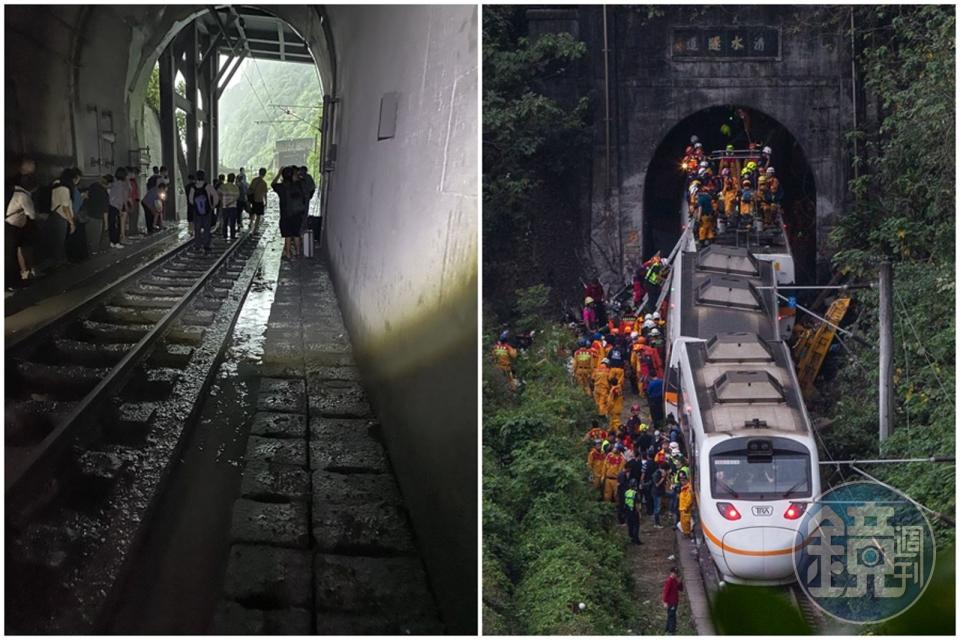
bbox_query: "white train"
[661,222,820,586]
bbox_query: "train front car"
[683,334,821,586]
[664,238,820,585]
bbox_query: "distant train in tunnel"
[661,151,820,586]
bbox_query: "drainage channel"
[5,219,270,634]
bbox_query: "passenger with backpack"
[5,173,38,289]
[188,170,219,253]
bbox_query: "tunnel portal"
[644,105,818,283]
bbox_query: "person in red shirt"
[662,566,684,634]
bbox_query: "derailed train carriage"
[661,217,820,585]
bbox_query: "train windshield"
[710,450,812,500]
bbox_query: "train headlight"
[716,502,741,521]
[784,502,807,520]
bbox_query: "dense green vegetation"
[482,287,639,635]
[217,60,323,172]
[483,6,591,318]
[145,59,323,174]
[817,5,955,549]
[482,5,954,634]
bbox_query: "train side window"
[666,366,679,400]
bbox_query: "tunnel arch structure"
[643,105,818,282]
[526,6,853,284]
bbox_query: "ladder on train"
[793,296,852,397]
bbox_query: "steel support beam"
[217,49,247,99]
[182,23,199,175]
[158,46,178,221]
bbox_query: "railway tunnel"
[644,105,818,283]
[5,4,477,634]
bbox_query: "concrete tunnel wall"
[322,5,478,633]
[6,4,478,633]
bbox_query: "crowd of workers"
[682,135,784,246]
[5,157,321,291]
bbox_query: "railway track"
[5,222,271,633]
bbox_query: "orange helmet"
[636,336,646,345]
[611,327,620,335]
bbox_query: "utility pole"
[878,261,893,442]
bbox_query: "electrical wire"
[893,289,950,400]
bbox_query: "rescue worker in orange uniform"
[572,337,594,396]
[589,332,605,370]
[607,377,624,433]
[696,187,716,245]
[492,331,518,389]
[677,472,694,536]
[602,446,626,503]
[593,358,612,416]
[757,174,772,228]
[630,338,646,394]
[583,420,608,443]
[721,168,738,220]
[587,441,607,491]
[764,167,782,227]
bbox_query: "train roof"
[685,333,812,435]
[678,245,780,341]
[711,223,790,256]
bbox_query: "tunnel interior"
[642,105,817,283]
[5,3,477,633]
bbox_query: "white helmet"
[694,142,703,149]
[650,328,661,336]
[690,135,699,144]
[643,319,655,330]
[766,167,776,174]
[630,331,639,339]
[762,146,772,155]
[697,168,707,177]
[699,160,709,168]
[662,258,669,267]
[652,311,661,320]
[688,183,699,196]
[644,314,653,321]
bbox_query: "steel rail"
[5,234,195,353]
[5,232,250,496]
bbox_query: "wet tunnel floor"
[109,221,283,633]
[107,217,443,634]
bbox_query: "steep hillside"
[217,59,323,172]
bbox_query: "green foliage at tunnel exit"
[145,60,323,175]
[482,287,640,635]
[807,6,956,557]
[483,6,592,320]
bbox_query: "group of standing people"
[575,275,692,633]
[184,164,315,258]
[6,158,320,289]
[4,157,156,291]
[682,136,784,246]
